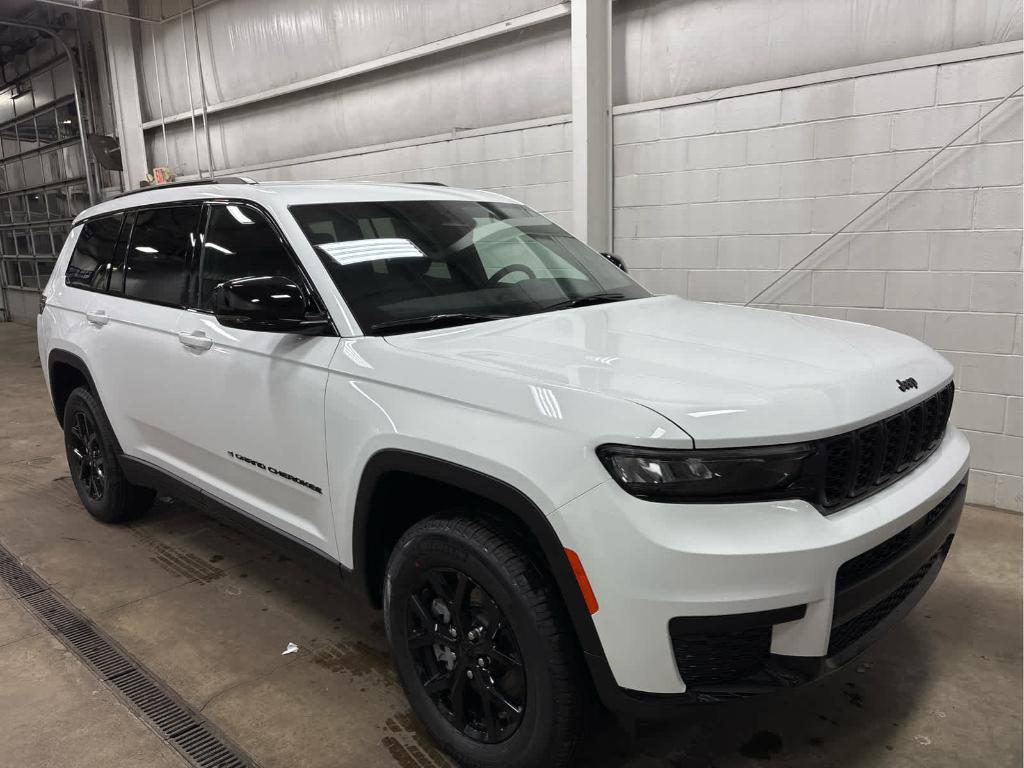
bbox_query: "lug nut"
[477,658,485,667]
[467,670,474,679]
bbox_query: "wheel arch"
[352,449,615,692]
[48,348,98,427]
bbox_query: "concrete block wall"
[248,120,574,231]
[614,50,1023,511]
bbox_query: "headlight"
[596,443,817,502]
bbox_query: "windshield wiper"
[370,313,513,334]
[545,292,629,311]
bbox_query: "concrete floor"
[0,321,1020,768]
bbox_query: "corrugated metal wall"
[133,0,1021,178]
[612,0,1022,104]
[138,0,571,176]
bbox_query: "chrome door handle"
[85,309,109,326]
[178,330,213,351]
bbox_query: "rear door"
[85,204,201,472]
[56,210,125,330]
[43,212,124,403]
[173,201,340,556]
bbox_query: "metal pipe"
[33,0,229,25]
[179,17,203,178]
[74,17,104,203]
[96,1,122,188]
[158,0,227,25]
[0,256,9,321]
[189,0,215,175]
[34,0,156,24]
[0,21,96,204]
[151,25,169,167]
[0,287,8,322]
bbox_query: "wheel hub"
[68,410,105,501]
[407,568,526,744]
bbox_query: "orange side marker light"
[565,548,599,615]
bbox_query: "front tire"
[63,387,155,523]
[384,515,585,768]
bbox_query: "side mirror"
[601,252,627,273]
[211,276,331,334]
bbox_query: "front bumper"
[549,426,970,715]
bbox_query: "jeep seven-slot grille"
[817,382,954,512]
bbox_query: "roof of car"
[71,178,517,226]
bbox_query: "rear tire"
[384,514,585,768]
[63,387,155,524]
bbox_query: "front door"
[173,201,340,557]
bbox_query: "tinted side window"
[65,214,123,291]
[124,205,200,306]
[108,212,134,295]
[198,203,303,310]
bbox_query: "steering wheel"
[487,263,536,285]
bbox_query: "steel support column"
[101,0,149,189]
[571,0,612,251]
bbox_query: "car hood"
[384,295,953,446]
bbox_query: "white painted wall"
[614,49,1023,511]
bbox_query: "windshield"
[289,200,649,334]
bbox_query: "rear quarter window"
[65,214,123,291]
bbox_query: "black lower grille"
[828,544,945,656]
[835,486,961,593]
[671,626,771,686]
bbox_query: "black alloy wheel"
[63,387,156,524]
[68,410,105,501]
[385,515,585,768]
[407,567,526,743]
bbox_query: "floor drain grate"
[23,590,87,633]
[176,726,250,768]
[0,557,46,597]
[0,542,256,768]
[63,623,136,679]
[114,668,201,737]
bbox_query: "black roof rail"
[112,176,258,200]
[406,181,447,186]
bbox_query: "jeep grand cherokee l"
[37,177,969,768]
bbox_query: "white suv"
[37,178,970,768]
